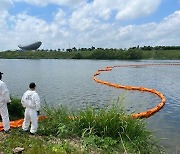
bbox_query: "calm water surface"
[0,59,180,153]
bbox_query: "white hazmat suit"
[21,90,40,134]
[0,80,11,131]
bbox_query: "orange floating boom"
[93,63,180,118]
[0,63,179,131]
[0,116,47,131]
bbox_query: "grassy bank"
[0,98,165,153]
[0,48,180,60]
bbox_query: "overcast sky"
[0,0,180,51]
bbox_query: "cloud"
[116,11,180,47]
[12,0,162,20]
[13,0,85,7]
[0,0,13,9]
[0,0,13,50]
[68,0,162,32]
[3,12,70,50]
[0,0,13,28]
[69,10,180,48]
[54,9,67,26]
[70,4,100,31]
[0,1,180,51]
[149,11,180,45]
[88,0,162,20]
[115,0,161,20]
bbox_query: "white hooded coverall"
[0,80,11,131]
[21,90,40,133]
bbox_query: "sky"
[0,0,180,51]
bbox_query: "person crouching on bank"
[21,82,40,135]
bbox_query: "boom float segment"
[93,63,180,118]
[0,116,47,131]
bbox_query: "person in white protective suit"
[0,72,11,133]
[21,82,40,135]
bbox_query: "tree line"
[0,45,180,60]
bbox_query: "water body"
[0,59,179,153]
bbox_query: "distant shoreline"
[0,48,180,60]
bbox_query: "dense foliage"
[0,46,180,60]
[7,97,24,121]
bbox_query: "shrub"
[7,97,24,121]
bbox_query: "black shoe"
[30,132,35,135]
[4,129,10,134]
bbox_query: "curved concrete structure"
[18,41,42,50]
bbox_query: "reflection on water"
[0,59,179,152]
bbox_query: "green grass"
[37,103,165,153]
[0,129,83,154]
[0,98,166,153]
[142,50,180,59]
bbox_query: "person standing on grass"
[21,82,40,135]
[0,72,11,133]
